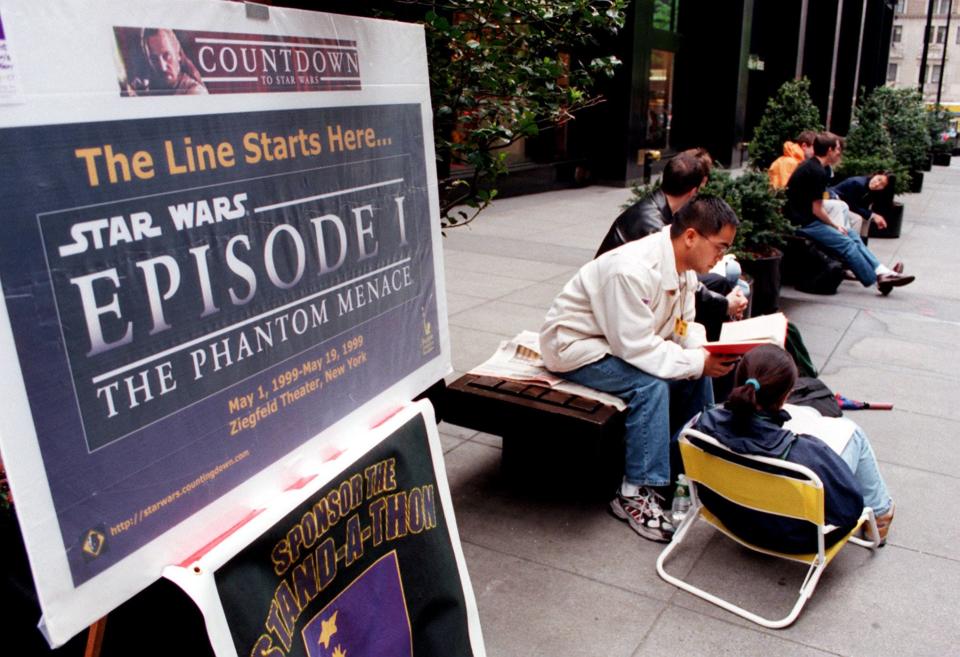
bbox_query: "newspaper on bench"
[468,331,626,411]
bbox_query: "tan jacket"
[539,227,706,379]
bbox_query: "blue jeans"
[839,426,892,516]
[560,355,714,487]
[798,221,880,286]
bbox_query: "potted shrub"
[702,170,790,316]
[928,106,953,166]
[868,87,930,193]
[748,78,824,171]
[839,97,906,238]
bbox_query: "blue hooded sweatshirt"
[692,406,865,553]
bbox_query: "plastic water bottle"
[724,258,742,288]
[671,475,691,526]
[736,277,751,298]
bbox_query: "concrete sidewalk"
[438,164,960,657]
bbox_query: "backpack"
[785,321,818,378]
[783,236,845,295]
[787,377,842,418]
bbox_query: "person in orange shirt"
[768,131,816,189]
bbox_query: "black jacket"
[692,407,865,553]
[829,176,874,220]
[595,191,672,257]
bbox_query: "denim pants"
[798,221,880,286]
[839,426,893,516]
[560,355,714,487]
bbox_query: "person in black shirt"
[786,133,914,295]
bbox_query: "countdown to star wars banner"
[215,413,476,657]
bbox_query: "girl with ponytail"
[689,345,894,551]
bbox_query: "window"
[925,24,946,43]
[887,63,899,82]
[895,0,906,15]
[929,64,942,84]
[653,0,679,32]
[957,25,960,44]
[645,50,674,149]
[935,0,950,15]
[893,25,903,43]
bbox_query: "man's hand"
[872,213,888,230]
[702,351,737,377]
[726,288,748,320]
[834,222,848,235]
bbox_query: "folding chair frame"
[656,428,880,629]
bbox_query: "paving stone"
[669,537,960,657]
[834,333,959,379]
[820,359,959,422]
[499,273,576,309]
[850,409,960,476]
[444,266,535,300]
[448,299,548,337]
[873,460,960,560]
[633,605,838,657]
[443,230,594,268]
[438,420,479,440]
[779,298,860,331]
[463,542,662,657]
[442,442,706,602]
[469,432,503,449]
[446,290,492,315]
[439,432,467,453]
[448,324,509,373]
[444,248,574,282]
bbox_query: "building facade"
[288,1,895,191]
[887,0,958,105]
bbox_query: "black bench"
[443,374,625,495]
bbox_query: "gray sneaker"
[609,487,675,543]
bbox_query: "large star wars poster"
[0,1,449,645]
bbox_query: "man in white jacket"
[540,196,738,542]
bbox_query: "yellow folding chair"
[656,427,881,628]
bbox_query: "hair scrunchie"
[745,378,761,391]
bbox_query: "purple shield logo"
[302,551,412,657]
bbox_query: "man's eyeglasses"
[696,230,731,255]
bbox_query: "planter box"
[922,154,933,171]
[933,152,952,166]
[868,202,903,238]
[740,248,782,316]
[909,170,924,193]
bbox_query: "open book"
[783,403,856,455]
[704,312,788,355]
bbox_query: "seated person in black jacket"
[691,344,895,552]
[829,172,896,236]
[596,151,747,340]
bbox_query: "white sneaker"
[609,487,675,543]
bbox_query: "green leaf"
[426,0,628,225]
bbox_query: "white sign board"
[0,0,449,645]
